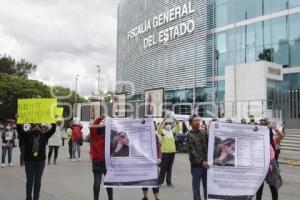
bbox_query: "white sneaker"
[71,159,76,162]
[9,163,14,167]
[1,163,6,168]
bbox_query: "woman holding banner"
[17,123,56,200]
[89,115,113,200]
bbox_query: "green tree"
[0,55,37,77]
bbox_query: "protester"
[186,114,209,200]
[17,123,56,200]
[66,126,73,159]
[47,122,63,165]
[70,120,83,162]
[141,134,162,200]
[256,118,284,200]
[201,120,208,130]
[182,121,189,135]
[241,119,247,124]
[1,123,16,167]
[248,115,258,125]
[157,118,180,187]
[89,116,113,200]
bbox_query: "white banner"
[104,118,158,188]
[207,122,270,199]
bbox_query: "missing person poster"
[113,94,126,118]
[207,122,270,200]
[104,118,158,188]
[144,88,164,117]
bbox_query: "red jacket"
[71,124,83,142]
[89,117,105,161]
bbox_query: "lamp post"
[75,74,80,103]
[96,65,101,98]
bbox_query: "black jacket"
[17,124,56,162]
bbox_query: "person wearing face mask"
[256,118,284,200]
[186,114,209,200]
[1,123,16,168]
[17,122,56,200]
[89,115,113,200]
[157,118,180,187]
[248,115,258,125]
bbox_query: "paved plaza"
[0,144,299,200]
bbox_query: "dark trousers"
[158,153,175,185]
[2,146,13,164]
[25,161,46,200]
[191,166,207,200]
[256,182,278,200]
[93,160,113,200]
[20,145,25,165]
[68,139,72,158]
[48,146,59,161]
[142,187,159,194]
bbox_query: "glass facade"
[117,0,300,116]
[216,13,300,76]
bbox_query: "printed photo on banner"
[110,130,130,157]
[5,131,14,141]
[113,94,126,118]
[213,137,236,167]
[144,88,164,118]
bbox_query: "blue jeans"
[72,141,81,159]
[25,161,46,200]
[191,166,207,200]
[2,146,13,164]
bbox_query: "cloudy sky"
[0,0,120,96]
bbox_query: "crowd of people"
[0,114,286,200]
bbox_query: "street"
[0,144,299,200]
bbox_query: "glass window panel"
[216,0,235,27]
[290,39,300,67]
[264,0,287,14]
[246,24,256,48]
[256,46,264,61]
[236,49,246,64]
[289,13,300,41]
[272,17,287,44]
[217,52,227,76]
[227,29,235,52]
[289,0,300,8]
[217,32,227,53]
[246,47,256,63]
[227,51,235,65]
[236,26,246,50]
[256,22,264,47]
[263,20,272,45]
[273,41,289,65]
[237,0,263,20]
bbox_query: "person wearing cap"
[89,115,113,200]
[1,123,16,168]
[70,120,83,162]
[157,117,180,187]
[186,114,209,200]
[248,115,258,125]
[16,122,56,200]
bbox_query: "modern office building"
[116,0,300,124]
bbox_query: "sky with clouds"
[0,0,120,96]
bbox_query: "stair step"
[282,147,300,152]
[282,140,300,145]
